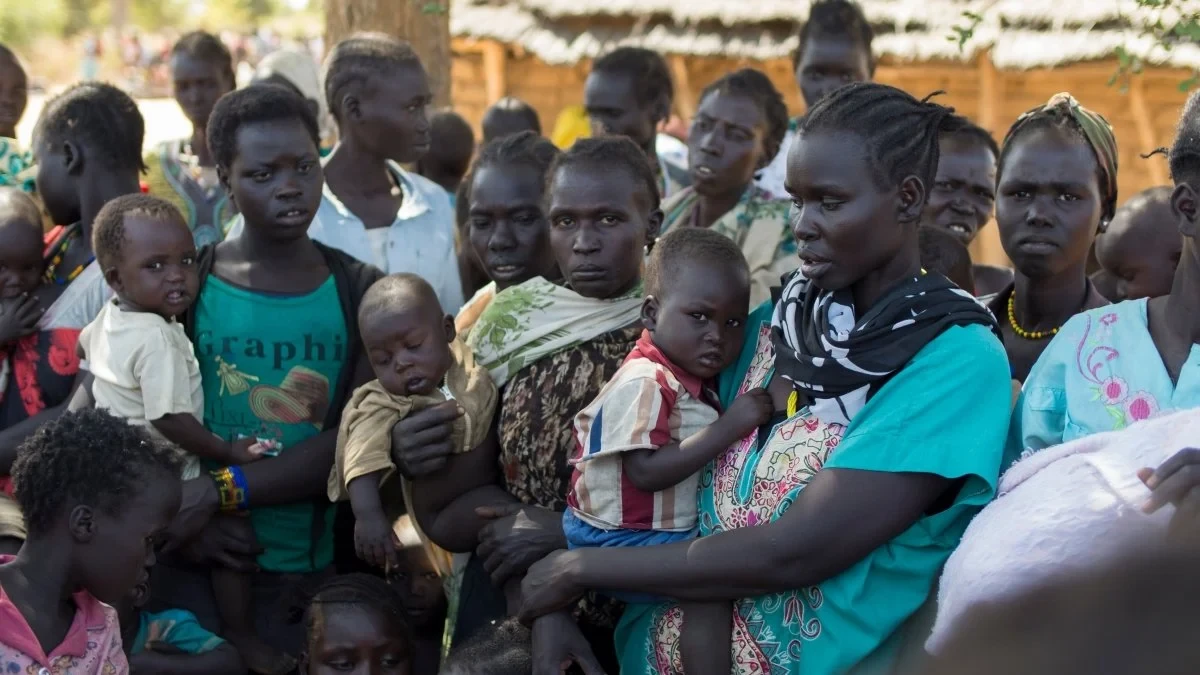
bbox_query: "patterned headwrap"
[1003,92,1119,222]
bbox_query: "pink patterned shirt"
[0,556,128,674]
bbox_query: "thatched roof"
[450,0,1200,69]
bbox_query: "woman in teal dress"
[1012,92,1200,505]
[517,84,1012,675]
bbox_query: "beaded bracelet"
[211,466,249,512]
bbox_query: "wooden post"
[481,40,507,107]
[973,50,1009,268]
[669,55,697,119]
[1129,77,1170,185]
[325,0,453,107]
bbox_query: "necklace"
[1007,294,1061,340]
[43,224,95,286]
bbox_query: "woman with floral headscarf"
[985,93,1117,383]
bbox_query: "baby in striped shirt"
[564,228,772,675]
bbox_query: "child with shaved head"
[1094,187,1181,301]
[329,273,498,570]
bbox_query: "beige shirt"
[78,301,204,479]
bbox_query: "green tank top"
[194,275,347,573]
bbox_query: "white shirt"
[78,301,204,479]
[227,161,465,313]
[755,127,797,199]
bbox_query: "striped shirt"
[566,331,720,532]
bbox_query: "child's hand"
[0,294,41,345]
[721,387,774,433]
[355,512,401,570]
[227,437,268,465]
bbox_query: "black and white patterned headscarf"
[771,269,999,425]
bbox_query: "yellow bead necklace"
[1007,294,1060,340]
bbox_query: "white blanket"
[926,408,1196,653]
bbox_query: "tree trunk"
[324,0,452,107]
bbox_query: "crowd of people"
[0,0,1199,673]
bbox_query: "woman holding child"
[395,137,664,670]
[517,83,1013,675]
[149,84,380,662]
[661,69,797,308]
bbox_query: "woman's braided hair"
[798,82,955,193]
[302,574,413,643]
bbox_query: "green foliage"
[0,0,69,48]
[950,0,1198,93]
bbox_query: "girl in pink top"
[0,409,183,674]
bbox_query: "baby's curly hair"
[645,228,749,298]
[12,409,182,538]
[92,194,188,273]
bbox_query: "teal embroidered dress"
[1009,299,1195,469]
[616,302,1011,675]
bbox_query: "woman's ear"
[897,175,927,225]
[1173,183,1198,239]
[647,208,665,241]
[641,295,659,332]
[342,93,361,123]
[63,140,83,176]
[68,504,95,543]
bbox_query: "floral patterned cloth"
[0,137,35,193]
[143,140,236,248]
[466,276,643,388]
[0,556,127,674]
[616,303,1011,675]
[1009,298,1190,469]
[661,185,797,309]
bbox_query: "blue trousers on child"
[562,509,695,604]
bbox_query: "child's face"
[584,71,658,149]
[922,136,997,246]
[468,163,558,290]
[996,127,1104,280]
[687,91,767,197]
[794,35,873,109]
[1094,198,1180,301]
[223,118,324,242]
[361,299,455,397]
[171,52,234,130]
[77,473,181,606]
[303,604,412,675]
[107,215,200,321]
[0,218,44,300]
[348,66,433,165]
[643,263,749,380]
[547,165,660,300]
[0,56,27,135]
[391,547,446,630]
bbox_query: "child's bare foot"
[227,633,297,675]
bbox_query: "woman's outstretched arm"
[520,468,949,618]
